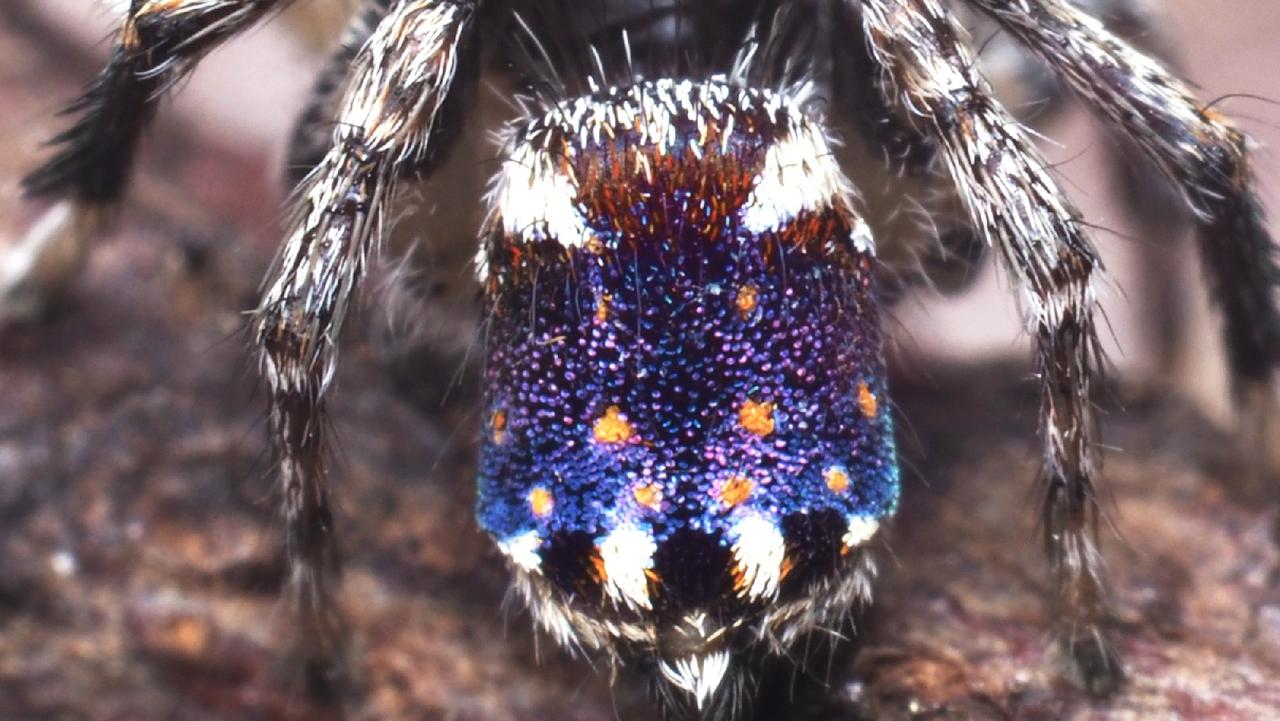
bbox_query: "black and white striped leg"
[851,0,1120,694]
[967,0,1280,475]
[285,0,394,189]
[254,0,475,686]
[3,0,287,321]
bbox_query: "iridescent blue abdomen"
[476,78,898,707]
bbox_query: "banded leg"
[850,0,1120,693]
[286,0,394,188]
[4,0,290,320]
[967,0,1280,465]
[254,0,475,681]
[831,3,983,301]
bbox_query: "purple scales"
[475,77,898,712]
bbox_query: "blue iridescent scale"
[477,84,899,608]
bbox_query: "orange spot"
[490,409,508,443]
[589,552,608,584]
[779,554,796,581]
[1200,105,1228,126]
[735,284,758,318]
[738,399,776,437]
[825,466,850,494]
[857,382,878,419]
[719,475,753,508]
[593,406,636,444]
[594,294,612,324]
[633,483,663,510]
[528,487,554,518]
[645,568,662,594]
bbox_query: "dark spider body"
[9,0,1280,718]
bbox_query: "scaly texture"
[479,77,897,717]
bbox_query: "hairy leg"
[832,2,983,301]
[1078,0,1193,379]
[285,0,394,188]
[3,0,293,320]
[833,1,1183,307]
[253,0,476,688]
[966,0,1280,473]
[849,0,1120,694]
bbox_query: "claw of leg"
[0,200,96,324]
[1057,625,1125,698]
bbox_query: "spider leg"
[850,0,1121,694]
[254,0,476,688]
[966,0,1280,472]
[288,0,488,416]
[1076,0,1192,378]
[3,0,290,321]
[831,3,982,301]
[285,0,394,188]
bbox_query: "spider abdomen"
[476,78,898,711]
